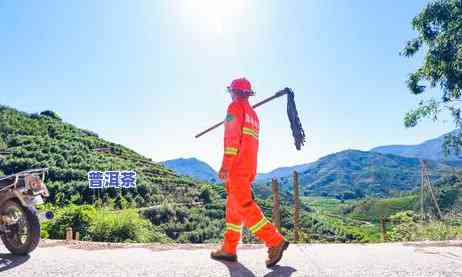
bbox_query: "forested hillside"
[0,106,228,242]
[273,150,455,199]
[0,105,202,207]
[0,105,300,243]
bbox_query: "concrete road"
[1,240,461,277]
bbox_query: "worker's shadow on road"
[263,265,297,277]
[0,253,30,272]
[219,261,296,277]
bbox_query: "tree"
[402,0,462,153]
[40,110,62,121]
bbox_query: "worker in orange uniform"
[211,78,289,268]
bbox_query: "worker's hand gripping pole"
[194,88,289,139]
[195,88,306,151]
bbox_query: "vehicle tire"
[0,200,40,255]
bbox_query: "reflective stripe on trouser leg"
[226,223,241,232]
[249,217,270,234]
[223,197,242,255]
[251,217,283,247]
[227,175,284,248]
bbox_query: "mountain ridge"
[281,149,453,198]
[161,157,219,183]
[371,130,462,161]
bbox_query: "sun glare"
[178,0,248,34]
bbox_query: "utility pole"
[420,160,443,219]
[272,178,281,232]
[293,171,301,242]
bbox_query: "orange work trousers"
[223,174,284,255]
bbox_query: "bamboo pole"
[194,89,289,138]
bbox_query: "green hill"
[272,150,455,199]
[0,106,236,243]
[0,105,204,207]
[346,174,462,222]
[299,175,462,243]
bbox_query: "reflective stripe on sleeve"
[224,147,239,155]
[242,127,258,140]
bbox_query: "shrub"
[387,211,462,241]
[141,202,177,225]
[46,204,96,240]
[89,209,169,243]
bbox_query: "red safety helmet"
[227,78,255,96]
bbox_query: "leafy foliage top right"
[402,0,462,153]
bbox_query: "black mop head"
[285,88,306,150]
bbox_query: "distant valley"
[162,131,461,199]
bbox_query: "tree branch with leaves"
[402,0,462,154]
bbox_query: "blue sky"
[0,1,454,172]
